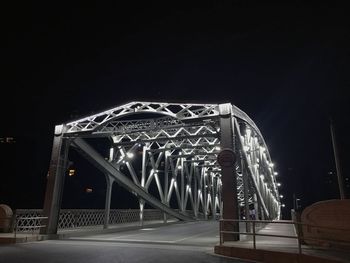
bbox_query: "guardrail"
[219,219,350,254]
[1,216,48,238]
[13,216,48,238]
[13,209,176,231]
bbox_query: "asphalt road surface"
[0,221,250,263]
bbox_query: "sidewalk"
[215,222,350,263]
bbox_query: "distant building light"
[281,204,285,208]
[277,183,281,187]
[68,169,76,177]
[280,195,284,198]
[274,172,278,175]
[85,188,93,193]
[0,137,16,143]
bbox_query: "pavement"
[0,220,250,263]
[1,220,349,263]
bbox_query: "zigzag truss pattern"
[42,102,281,234]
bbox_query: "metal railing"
[1,216,48,238]
[13,209,174,231]
[219,219,350,254]
[13,216,48,238]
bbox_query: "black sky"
[2,2,350,217]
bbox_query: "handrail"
[13,216,48,239]
[220,219,350,231]
[219,219,350,255]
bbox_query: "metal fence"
[13,209,170,232]
[219,219,350,255]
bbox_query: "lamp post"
[330,118,345,199]
[293,193,301,211]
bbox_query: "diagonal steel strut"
[72,138,194,221]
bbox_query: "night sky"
[2,2,350,219]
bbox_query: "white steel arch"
[41,101,281,235]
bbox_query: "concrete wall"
[301,199,350,247]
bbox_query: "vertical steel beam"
[253,193,258,220]
[141,144,148,188]
[139,199,145,226]
[242,153,251,232]
[218,103,239,241]
[103,175,113,229]
[163,152,169,223]
[211,173,216,220]
[194,166,199,217]
[41,125,70,235]
[202,169,208,219]
[180,157,185,211]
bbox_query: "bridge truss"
[42,102,281,234]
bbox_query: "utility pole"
[330,118,345,199]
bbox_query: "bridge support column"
[218,103,239,241]
[41,125,70,235]
[103,175,113,229]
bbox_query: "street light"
[126,152,134,159]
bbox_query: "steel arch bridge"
[42,102,281,235]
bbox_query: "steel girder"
[42,101,281,234]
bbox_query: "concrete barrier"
[214,245,345,263]
[0,204,13,233]
[301,199,350,248]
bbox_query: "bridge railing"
[0,215,48,237]
[219,219,350,255]
[13,216,48,238]
[13,209,173,232]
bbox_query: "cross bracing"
[42,101,281,235]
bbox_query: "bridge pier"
[219,103,239,241]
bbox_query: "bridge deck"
[1,221,349,263]
[65,220,221,247]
